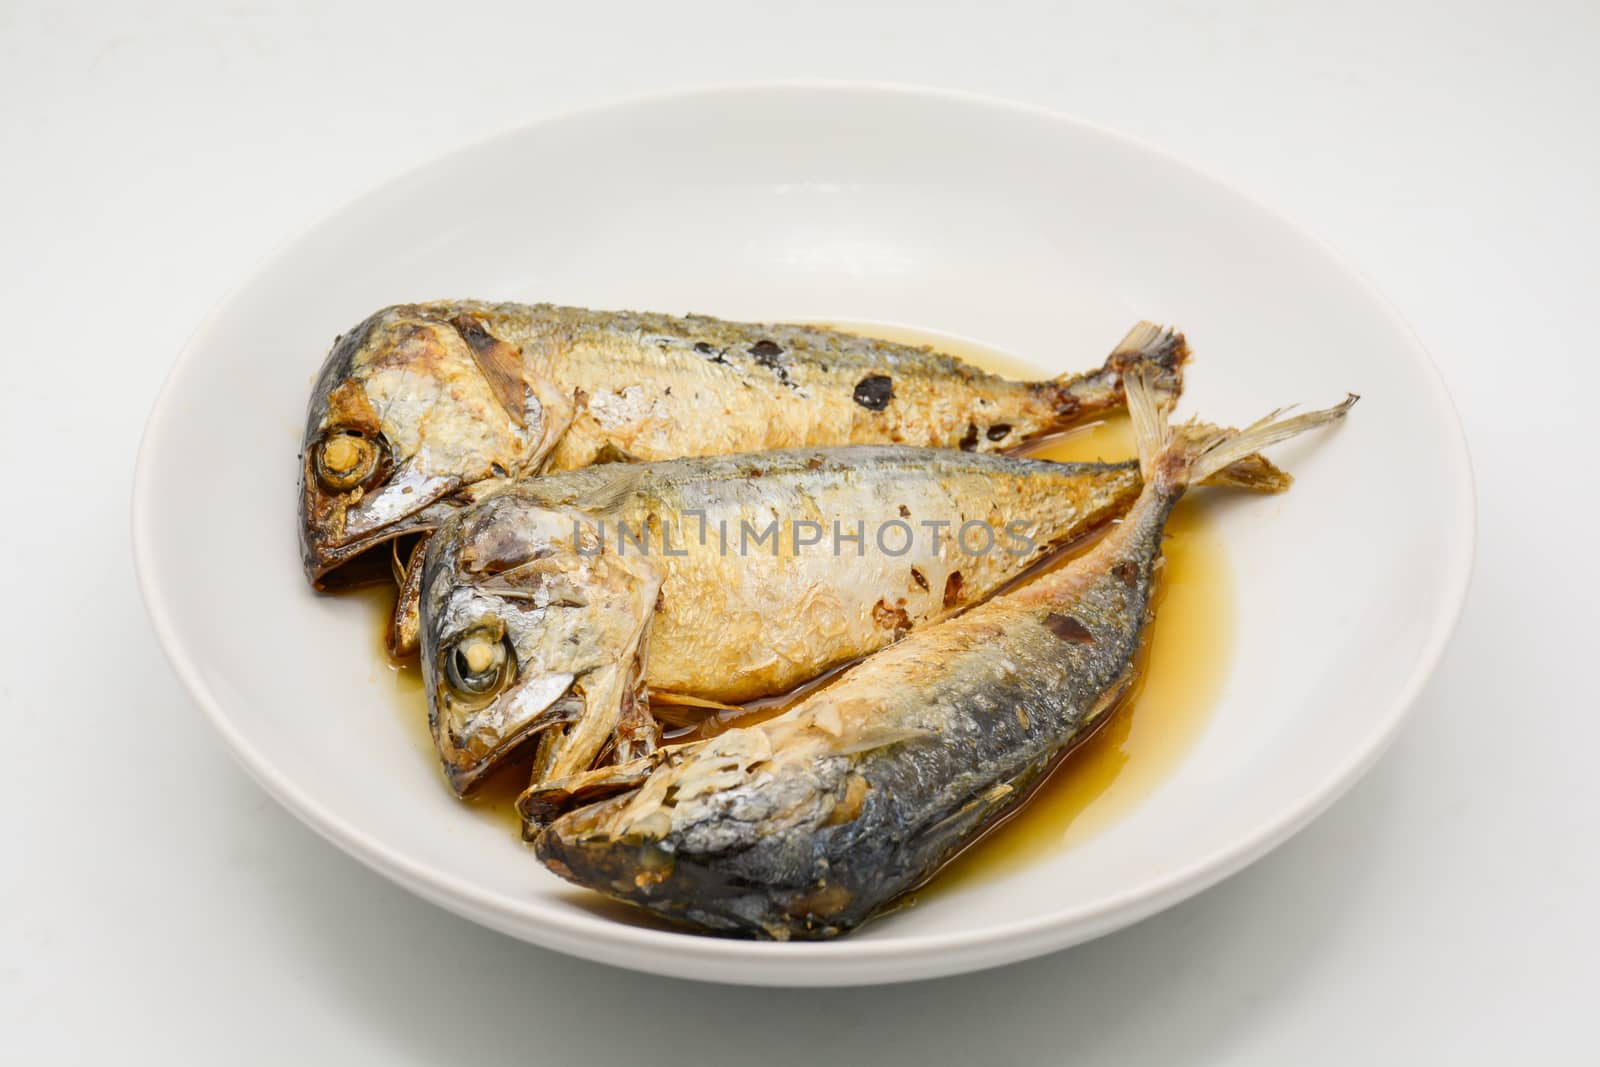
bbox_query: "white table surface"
[3,1,1595,1062]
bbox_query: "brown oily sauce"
[363,597,529,831]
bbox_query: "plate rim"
[131,80,1477,985]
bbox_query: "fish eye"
[444,630,515,705]
[314,430,387,493]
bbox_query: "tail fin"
[1041,321,1187,427]
[1091,321,1188,408]
[1126,366,1358,491]
[1196,446,1294,493]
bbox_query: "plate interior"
[134,86,1473,985]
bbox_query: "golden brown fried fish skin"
[530,378,1356,939]
[300,305,1187,588]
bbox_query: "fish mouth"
[303,524,433,590]
[518,751,665,832]
[533,804,655,889]
[432,669,584,795]
[304,525,432,660]
[533,788,685,898]
[532,801,800,939]
[299,459,479,589]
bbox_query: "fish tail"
[1087,320,1188,401]
[1126,366,1358,491]
[1196,451,1295,492]
[1190,422,1294,492]
[1038,322,1187,426]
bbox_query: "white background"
[3,1,1595,1063]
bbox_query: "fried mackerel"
[299,304,1188,647]
[527,371,1356,939]
[420,399,1289,795]
[424,449,1124,795]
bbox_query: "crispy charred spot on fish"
[897,503,910,518]
[909,567,929,592]
[693,341,728,363]
[1044,613,1097,644]
[1112,560,1140,587]
[959,423,979,451]
[852,374,894,411]
[986,423,1013,442]
[748,339,799,389]
[943,571,964,608]
[872,598,912,636]
[1027,376,1088,420]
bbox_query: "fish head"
[420,495,661,795]
[300,305,571,589]
[532,730,785,912]
[532,726,864,937]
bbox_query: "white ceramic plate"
[133,84,1473,986]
